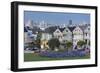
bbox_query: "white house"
[24,20,90,50]
[24,27,34,48]
[41,33,52,41]
[73,26,84,45]
[84,26,90,45]
[24,25,39,47]
[24,33,32,44]
[62,27,72,42]
[40,32,52,49]
[53,28,63,42]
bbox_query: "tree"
[35,32,42,48]
[77,40,86,47]
[48,38,60,50]
[66,41,73,51]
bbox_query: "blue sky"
[24,11,90,25]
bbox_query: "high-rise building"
[39,20,46,30]
[69,20,72,25]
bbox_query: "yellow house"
[40,32,52,49]
[41,40,49,50]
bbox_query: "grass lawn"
[24,53,90,62]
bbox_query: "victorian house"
[53,28,63,42]
[84,25,90,45]
[62,27,72,42]
[24,20,90,50]
[73,26,84,45]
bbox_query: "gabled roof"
[79,25,88,31]
[24,27,28,32]
[59,28,65,32]
[24,26,32,32]
[24,26,42,34]
[44,26,58,34]
[32,26,42,34]
[25,24,90,35]
[78,24,90,32]
[68,26,76,32]
[25,26,31,30]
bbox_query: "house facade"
[73,26,84,45]
[24,20,90,50]
[24,27,34,48]
[41,33,52,41]
[62,27,72,42]
[84,26,90,45]
[53,28,63,42]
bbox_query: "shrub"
[39,50,86,58]
[66,41,73,50]
[77,40,86,47]
[48,38,60,50]
[35,32,42,48]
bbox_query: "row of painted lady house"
[41,25,90,45]
[24,20,90,49]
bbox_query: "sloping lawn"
[24,53,90,62]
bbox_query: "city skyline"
[24,11,90,25]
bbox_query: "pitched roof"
[44,26,58,34]
[68,26,76,32]
[59,28,65,32]
[78,24,90,31]
[25,26,42,34]
[79,25,87,31]
[26,26,31,30]
[32,26,42,34]
[24,26,32,32]
[24,27,28,32]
